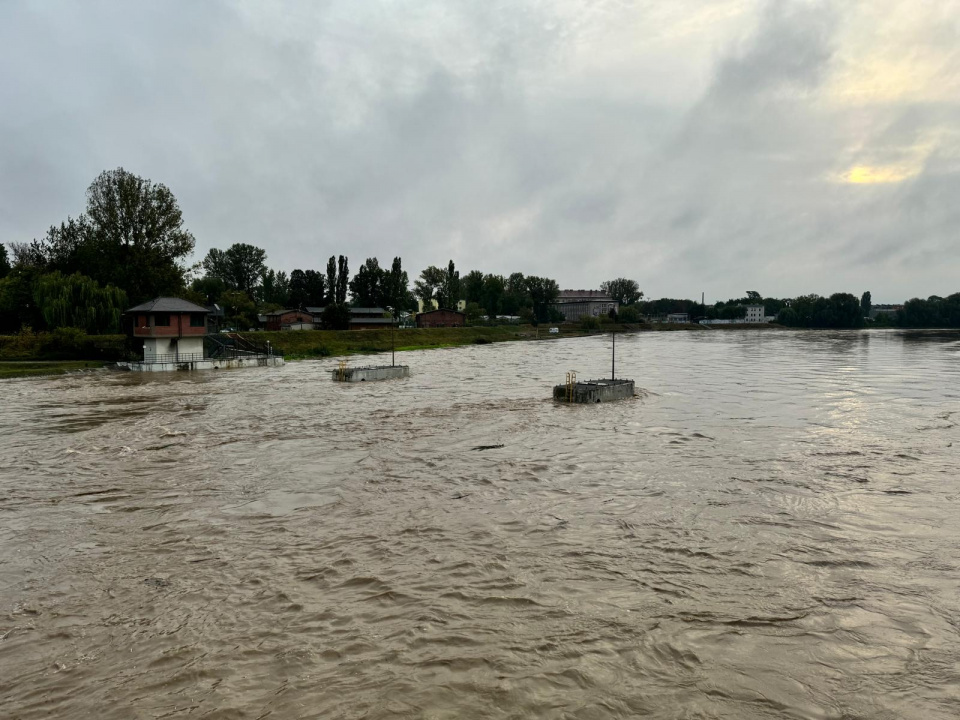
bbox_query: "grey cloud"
[0,0,958,302]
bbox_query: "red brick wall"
[416,310,465,328]
[266,311,313,331]
[132,313,208,337]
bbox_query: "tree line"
[0,169,565,334]
[0,168,194,334]
[4,168,959,336]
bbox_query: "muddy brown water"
[1,330,959,719]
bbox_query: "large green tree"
[381,257,411,312]
[0,244,9,278]
[414,265,446,306]
[219,289,258,330]
[0,267,45,332]
[441,260,460,309]
[288,269,324,307]
[861,291,872,317]
[600,278,643,306]
[482,274,506,316]
[190,275,227,305]
[260,269,290,306]
[525,276,560,322]
[502,272,531,315]
[776,293,864,328]
[325,256,337,304]
[336,255,349,305]
[462,270,485,304]
[83,168,195,302]
[202,243,266,296]
[349,258,385,307]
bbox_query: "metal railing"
[205,333,282,360]
[141,353,205,364]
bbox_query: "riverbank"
[256,322,738,359]
[0,360,107,379]
[0,322,786,374]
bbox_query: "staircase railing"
[205,333,281,360]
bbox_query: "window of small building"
[190,314,205,327]
[154,313,170,326]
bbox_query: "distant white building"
[666,313,690,323]
[744,304,766,323]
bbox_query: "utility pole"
[611,330,615,380]
[387,306,396,366]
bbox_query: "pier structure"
[553,376,635,403]
[331,306,409,382]
[331,363,410,382]
[553,330,635,403]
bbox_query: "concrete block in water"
[553,378,635,403]
[332,365,410,382]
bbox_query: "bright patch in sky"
[842,165,918,184]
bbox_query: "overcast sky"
[1,0,958,302]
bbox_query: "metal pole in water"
[387,306,396,367]
[612,330,615,380]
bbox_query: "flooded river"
[2,329,959,719]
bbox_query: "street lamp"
[386,306,395,367]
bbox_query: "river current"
[1,329,959,719]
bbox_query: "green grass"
[220,322,750,361]
[259,326,537,360]
[254,323,713,361]
[0,361,106,379]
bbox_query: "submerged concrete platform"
[553,378,635,403]
[332,365,410,382]
[118,355,284,372]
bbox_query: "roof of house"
[305,306,325,313]
[265,309,314,317]
[350,307,386,314]
[418,308,466,316]
[126,297,210,314]
[556,290,615,302]
[350,317,393,324]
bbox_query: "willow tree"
[33,272,128,334]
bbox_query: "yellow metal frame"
[565,371,576,402]
[337,360,347,381]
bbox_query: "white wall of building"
[179,337,204,357]
[143,337,204,361]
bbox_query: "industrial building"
[550,290,619,321]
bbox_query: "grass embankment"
[0,361,106,379]
[259,326,543,359]
[0,330,126,361]
[258,322,735,360]
[0,330,124,378]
